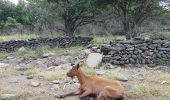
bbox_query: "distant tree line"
[0,0,170,39]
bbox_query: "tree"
[114,0,166,39]
[45,0,104,36]
[98,0,167,39]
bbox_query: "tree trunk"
[64,18,75,36]
[123,18,132,40]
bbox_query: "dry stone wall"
[0,37,93,52]
[97,37,170,65]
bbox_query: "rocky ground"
[0,47,170,100]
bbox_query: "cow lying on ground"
[58,62,127,100]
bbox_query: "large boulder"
[86,53,103,68]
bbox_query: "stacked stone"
[100,38,170,65]
[0,37,93,52]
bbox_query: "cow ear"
[76,63,83,69]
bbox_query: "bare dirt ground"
[0,48,170,100]
[0,65,170,100]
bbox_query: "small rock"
[132,74,144,80]
[31,81,40,87]
[105,63,117,69]
[52,80,61,84]
[86,53,103,68]
[83,49,91,55]
[15,66,30,71]
[96,70,105,75]
[27,75,34,79]
[0,63,9,68]
[42,53,56,58]
[47,66,55,70]
[115,76,128,82]
[161,80,169,85]
[6,56,14,59]
[55,63,71,70]
[1,94,16,99]
[18,47,26,52]
[92,46,98,49]
[114,67,121,72]
[74,82,80,87]
[51,84,60,91]
[36,61,48,68]
[40,91,46,94]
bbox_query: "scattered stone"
[114,67,121,72]
[54,56,72,65]
[47,66,55,70]
[52,80,61,84]
[18,47,26,52]
[105,63,117,69]
[55,63,71,70]
[6,56,15,59]
[51,84,60,91]
[42,53,56,58]
[115,76,128,82]
[37,63,48,68]
[27,75,34,79]
[161,80,169,85]
[86,53,103,68]
[83,49,91,55]
[0,63,9,68]
[96,70,105,75]
[15,66,30,71]
[132,74,144,80]
[31,81,40,87]
[1,94,16,99]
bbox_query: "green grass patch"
[92,35,125,44]
[140,32,170,38]
[154,59,170,65]
[0,51,9,58]
[15,48,42,58]
[15,45,83,58]
[0,34,38,42]
[82,67,97,75]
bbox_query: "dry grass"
[144,70,170,83]
[0,67,17,78]
[0,88,5,95]
[11,91,33,100]
[24,68,38,76]
[92,35,125,44]
[42,70,67,81]
[128,83,170,98]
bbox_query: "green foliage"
[0,0,38,30]
[154,59,170,65]
[4,17,20,28]
[41,0,109,36]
